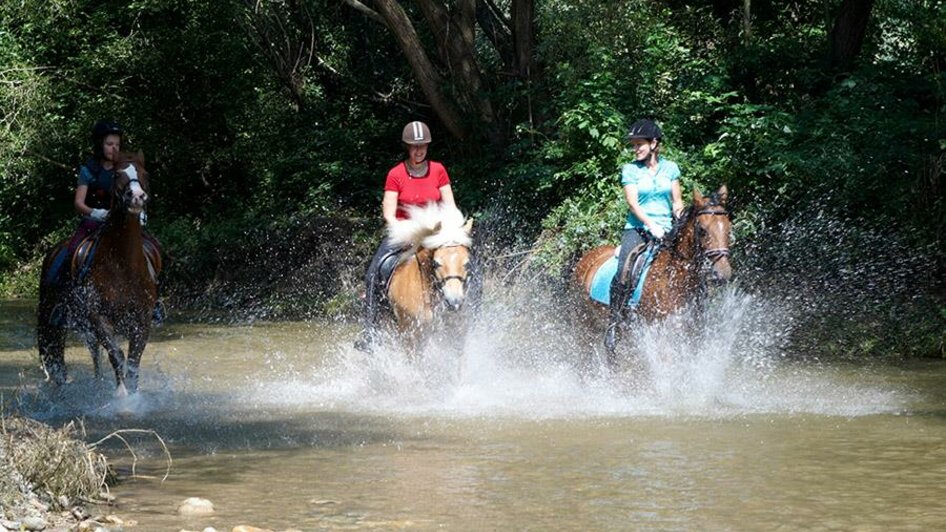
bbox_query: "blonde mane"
[387,204,472,260]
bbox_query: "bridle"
[431,245,470,289]
[693,208,731,264]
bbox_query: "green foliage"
[0,0,942,354]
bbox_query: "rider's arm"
[382,190,399,226]
[439,184,456,210]
[74,185,93,216]
[624,184,659,233]
[671,180,684,218]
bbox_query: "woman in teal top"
[605,118,683,351]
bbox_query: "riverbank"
[0,416,124,531]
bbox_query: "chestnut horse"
[37,152,161,395]
[574,186,732,367]
[384,204,473,353]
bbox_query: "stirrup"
[604,321,620,352]
[353,329,375,353]
[152,300,167,325]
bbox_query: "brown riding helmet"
[402,121,432,145]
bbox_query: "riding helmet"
[401,121,432,145]
[626,119,662,141]
[91,120,123,142]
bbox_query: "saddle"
[68,234,163,285]
[621,241,656,297]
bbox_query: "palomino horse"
[574,186,732,367]
[37,152,161,395]
[384,204,473,353]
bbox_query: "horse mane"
[387,204,472,260]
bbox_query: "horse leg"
[124,327,150,393]
[86,339,104,380]
[37,288,68,385]
[37,321,67,385]
[94,324,128,396]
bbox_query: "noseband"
[694,208,730,264]
[431,245,469,289]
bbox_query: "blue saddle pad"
[589,248,657,308]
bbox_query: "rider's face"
[630,138,656,161]
[102,134,121,161]
[407,143,428,166]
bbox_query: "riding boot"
[604,279,631,352]
[353,272,382,353]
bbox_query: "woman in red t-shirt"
[354,121,457,352]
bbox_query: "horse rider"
[354,121,458,352]
[48,120,165,326]
[605,118,684,351]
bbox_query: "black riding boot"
[354,273,382,353]
[604,278,631,352]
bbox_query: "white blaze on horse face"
[435,247,468,310]
[123,164,148,208]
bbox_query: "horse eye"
[432,259,442,268]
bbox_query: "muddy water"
[2,294,946,530]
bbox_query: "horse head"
[692,185,732,284]
[389,204,473,312]
[112,151,150,218]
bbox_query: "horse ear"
[136,150,145,166]
[693,187,705,206]
[463,217,474,234]
[716,185,728,205]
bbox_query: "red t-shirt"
[384,161,451,219]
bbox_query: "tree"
[828,0,876,72]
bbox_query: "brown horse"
[383,204,473,354]
[574,186,732,367]
[37,152,161,395]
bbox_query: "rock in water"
[177,497,215,516]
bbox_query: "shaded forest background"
[0,0,943,355]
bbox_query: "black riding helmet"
[626,119,662,141]
[91,120,123,158]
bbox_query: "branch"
[341,0,384,25]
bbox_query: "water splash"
[252,283,909,419]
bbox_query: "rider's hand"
[649,225,666,240]
[89,208,108,222]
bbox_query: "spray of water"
[253,277,909,419]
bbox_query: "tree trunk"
[512,0,534,81]
[828,0,876,72]
[371,0,468,140]
[415,0,502,142]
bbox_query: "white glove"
[649,225,666,239]
[139,211,148,226]
[89,208,108,222]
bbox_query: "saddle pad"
[589,248,657,308]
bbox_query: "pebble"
[103,515,123,525]
[21,516,47,531]
[0,520,20,531]
[177,497,215,517]
[203,528,219,532]
[57,495,70,508]
[72,507,91,521]
[98,492,116,503]
[231,527,273,532]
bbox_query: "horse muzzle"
[439,276,467,311]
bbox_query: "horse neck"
[100,211,144,261]
[414,247,438,305]
[669,210,698,261]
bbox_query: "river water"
[2,291,945,530]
